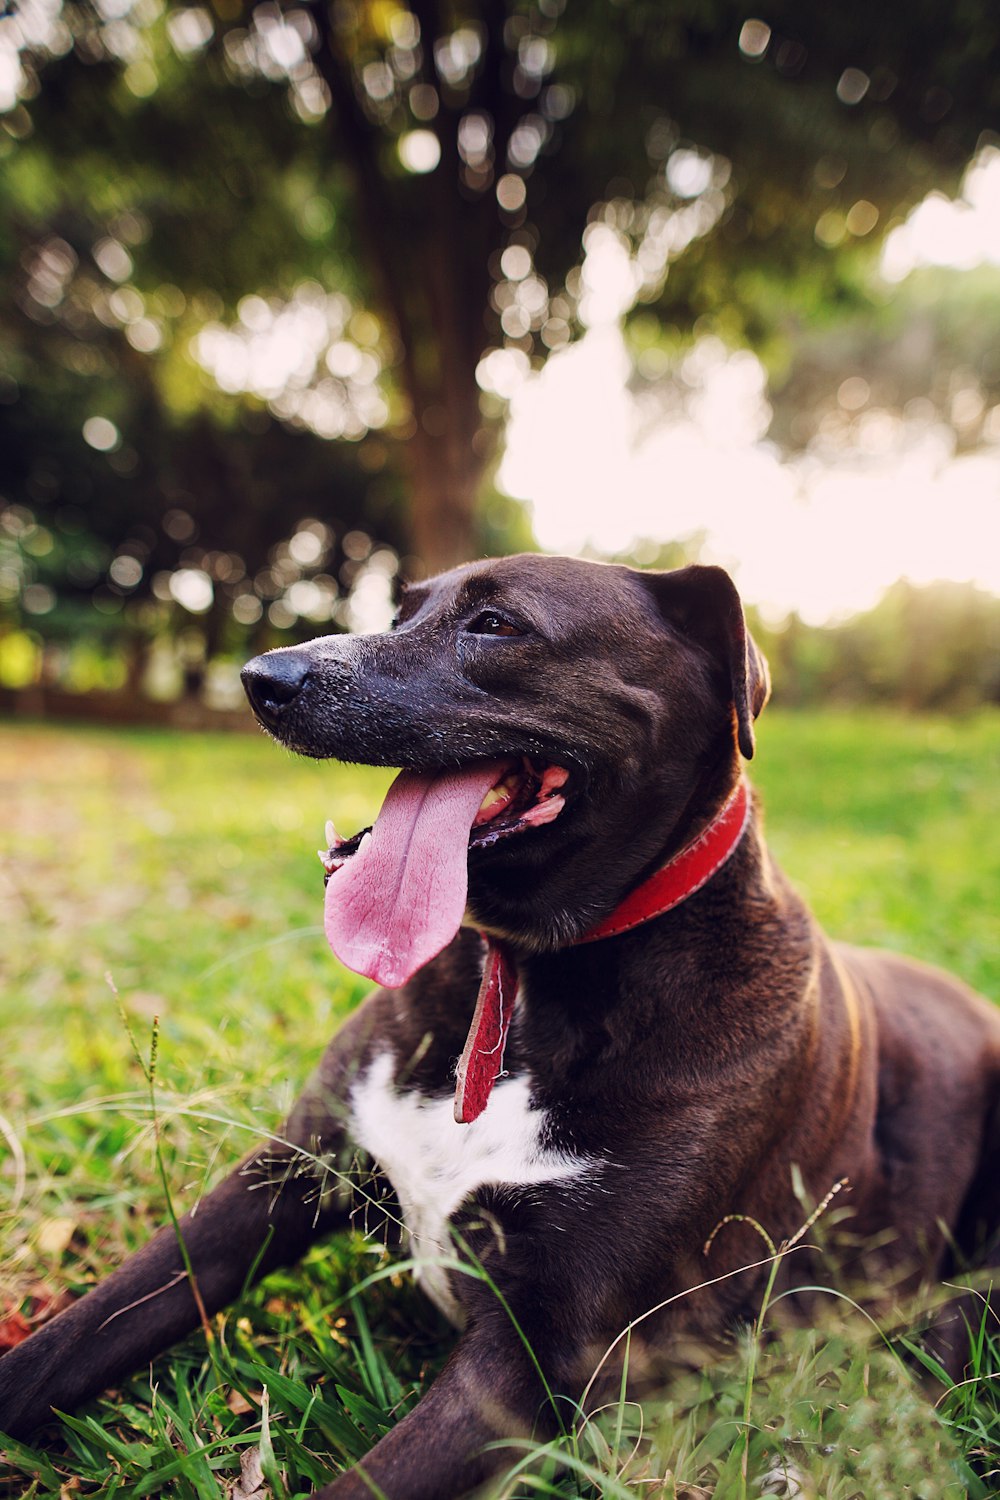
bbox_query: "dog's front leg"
[0,1001,379,1439]
[314,1318,553,1500]
[0,1137,352,1439]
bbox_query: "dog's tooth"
[479,775,521,810]
[324,819,349,850]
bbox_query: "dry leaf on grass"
[0,1288,75,1348]
[36,1216,77,1257]
[0,1305,32,1350]
[228,1446,270,1500]
[226,1388,258,1416]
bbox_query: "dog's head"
[242,555,768,956]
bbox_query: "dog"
[2,554,998,1499]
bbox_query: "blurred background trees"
[1,0,998,713]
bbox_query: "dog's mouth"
[320,758,569,875]
[318,757,571,989]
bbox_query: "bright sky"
[500,150,1000,624]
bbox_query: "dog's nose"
[241,649,310,725]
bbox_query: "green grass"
[0,711,998,1497]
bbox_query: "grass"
[0,710,998,1497]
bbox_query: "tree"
[750,580,1000,710]
[2,0,999,612]
[766,263,1000,454]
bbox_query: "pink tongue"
[324,761,506,988]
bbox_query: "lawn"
[1,711,998,1497]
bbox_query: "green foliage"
[767,264,1000,452]
[3,0,1000,617]
[750,580,1000,713]
[0,714,998,1494]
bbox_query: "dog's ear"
[640,564,770,759]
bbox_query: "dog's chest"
[349,1051,589,1322]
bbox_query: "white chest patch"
[349,1050,593,1323]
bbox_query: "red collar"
[573,778,751,943]
[454,779,751,1123]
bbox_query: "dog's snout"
[241,649,311,726]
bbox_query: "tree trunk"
[404,426,486,575]
[313,4,511,579]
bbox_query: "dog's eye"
[469,611,523,638]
